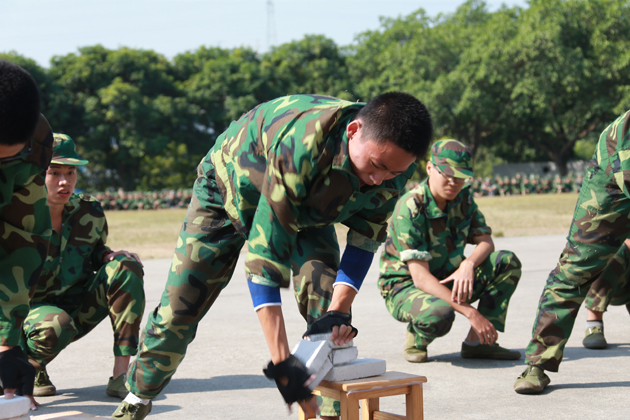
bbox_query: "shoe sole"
[583,340,607,349]
[403,350,427,363]
[514,377,550,395]
[33,386,56,397]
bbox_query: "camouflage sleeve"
[598,110,630,197]
[466,193,492,242]
[389,193,433,263]
[0,115,53,346]
[89,201,112,270]
[344,191,400,253]
[244,139,316,289]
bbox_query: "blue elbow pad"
[334,245,374,292]
[247,279,282,311]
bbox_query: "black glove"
[0,346,36,396]
[263,355,313,404]
[303,310,358,338]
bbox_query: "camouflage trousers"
[383,251,521,349]
[127,163,341,399]
[21,256,145,367]
[525,160,630,372]
[584,242,630,312]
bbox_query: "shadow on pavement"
[165,374,274,393]
[34,399,179,418]
[562,344,630,361]
[429,351,526,368]
[548,381,630,392]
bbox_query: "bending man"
[112,93,433,420]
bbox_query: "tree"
[50,45,200,190]
[480,0,630,173]
[347,0,500,163]
[261,35,354,100]
[173,46,271,150]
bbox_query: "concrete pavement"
[31,234,630,419]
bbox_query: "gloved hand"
[0,346,36,397]
[263,354,314,404]
[303,310,358,338]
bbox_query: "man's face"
[45,164,77,206]
[347,120,416,186]
[426,162,466,202]
[0,142,28,159]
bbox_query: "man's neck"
[48,202,65,232]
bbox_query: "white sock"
[463,339,481,346]
[124,393,150,406]
[586,320,603,329]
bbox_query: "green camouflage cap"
[430,139,473,178]
[51,133,88,166]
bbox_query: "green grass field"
[105,193,579,260]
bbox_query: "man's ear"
[346,119,362,141]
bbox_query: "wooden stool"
[299,371,427,420]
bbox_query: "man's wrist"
[102,250,114,263]
[462,305,477,319]
[461,259,475,268]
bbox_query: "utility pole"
[267,0,276,51]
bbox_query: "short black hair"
[355,92,432,158]
[0,60,41,145]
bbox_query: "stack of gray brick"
[0,396,30,420]
[301,333,386,382]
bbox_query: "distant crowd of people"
[93,173,583,213]
[468,173,583,197]
[92,189,193,211]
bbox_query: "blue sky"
[1,0,527,67]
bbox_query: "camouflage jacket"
[594,109,630,195]
[378,181,491,296]
[0,115,53,345]
[206,94,416,289]
[31,194,111,311]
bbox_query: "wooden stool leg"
[406,384,423,420]
[343,394,360,420]
[362,397,379,420]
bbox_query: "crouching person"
[21,134,145,398]
[378,140,522,362]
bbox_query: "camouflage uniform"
[126,95,416,401]
[584,244,630,313]
[378,181,521,348]
[0,115,53,347]
[21,192,145,367]
[525,110,630,372]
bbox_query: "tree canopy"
[4,0,630,189]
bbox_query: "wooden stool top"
[318,371,427,392]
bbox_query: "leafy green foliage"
[5,0,630,187]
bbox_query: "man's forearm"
[465,235,494,267]
[328,284,357,313]
[256,305,290,364]
[409,260,476,318]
